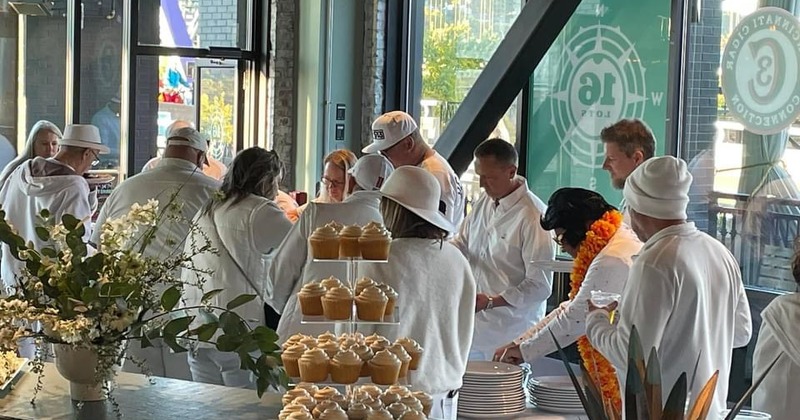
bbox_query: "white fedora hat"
[59,124,110,154]
[379,166,455,233]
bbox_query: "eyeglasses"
[90,150,100,167]
[321,177,345,189]
[553,232,565,247]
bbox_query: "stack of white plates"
[458,361,527,419]
[527,375,585,414]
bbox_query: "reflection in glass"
[137,0,251,50]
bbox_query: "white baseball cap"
[363,111,419,154]
[349,154,394,191]
[167,127,208,152]
[379,166,455,233]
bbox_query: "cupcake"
[327,221,344,232]
[294,382,319,396]
[330,349,363,384]
[363,397,384,411]
[298,348,330,383]
[317,330,338,343]
[399,410,426,420]
[298,336,318,349]
[366,409,394,420]
[279,403,311,420]
[283,333,307,350]
[395,338,423,370]
[412,391,432,416]
[298,282,326,316]
[282,388,311,406]
[347,402,372,420]
[321,286,354,320]
[386,385,412,398]
[377,283,398,317]
[359,384,384,399]
[314,386,341,402]
[339,225,363,258]
[356,277,377,295]
[369,337,392,354]
[330,393,349,411]
[359,224,391,260]
[312,400,339,418]
[320,276,343,290]
[310,224,340,259]
[400,396,423,414]
[368,350,402,385]
[281,343,308,378]
[356,286,389,321]
[339,337,358,350]
[319,406,349,420]
[286,412,314,420]
[293,395,316,412]
[387,402,409,419]
[379,391,401,407]
[317,340,340,359]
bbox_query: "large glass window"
[137,0,251,49]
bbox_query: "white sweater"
[359,238,476,395]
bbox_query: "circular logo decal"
[721,7,800,135]
[550,25,648,168]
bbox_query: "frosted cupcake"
[356,285,389,321]
[298,336,318,349]
[282,333,307,350]
[359,384,384,399]
[319,406,349,420]
[366,409,393,420]
[281,388,311,406]
[347,403,373,420]
[279,403,311,420]
[314,386,341,402]
[294,382,319,396]
[369,337,392,354]
[359,223,391,260]
[330,393,349,411]
[395,338,423,370]
[363,397,384,411]
[339,224,363,258]
[377,283,398,316]
[320,276,343,290]
[399,410,426,420]
[321,286,354,320]
[330,349,363,384]
[280,343,307,378]
[312,400,339,418]
[286,412,314,420]
[350,344,374,377]
[412,391,432,416]
[317,330,338,343]
[298,348,329,383]
[310,224,340,259]
[386,385,412,398]
[356,277,377,295]
[379,391,401,407]
[293,395,316,412]
[298,282,326,316]
[317,340,340,359]
[368,350,402,385]
[364,333,385,346]
[387,402,409,419]
[400,396,423,414]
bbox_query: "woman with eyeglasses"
[181,147,293,388]
[493,188,641,365]
[291,150,358,220]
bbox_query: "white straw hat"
[59,124,110,154]
[379,166,455,233]
[349,154,394,191]
[363,111,418,154]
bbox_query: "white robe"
[752,293,800,420]
[267,190,383,339]
[515,226,641,361]
[586,222,752,416]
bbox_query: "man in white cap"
[452,138,555,360]
[268,154,394,338]
[364,111,465,229]
[0,124,109,294]
[585,156,752,415]
[92,126,220,380]
[142,120,228,180]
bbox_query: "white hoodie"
[0,158,93,291]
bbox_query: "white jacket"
[267,190,383,339]
[516,226,641,361]
[92,158,220,260]
[182,196,292,333]
[358,238,476,395]
[452,178,555,357]
[586,223,752,416]
[420,151,465,229]
[752,293,800,420]
[0,158,93,290]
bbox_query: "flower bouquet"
[0,199,286,408]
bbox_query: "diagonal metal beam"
[434,0,581,175]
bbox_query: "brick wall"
[269,0,298,189]
[198,0,240,47]
[361,0,386,149]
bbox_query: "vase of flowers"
[0,198,287,412]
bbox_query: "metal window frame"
[65,0,82,124]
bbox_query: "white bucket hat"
[379,166,455,233]
[363,111,418,154]
[59,124,111,154]
[349,154,394,191]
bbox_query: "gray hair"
[0,120,63,187]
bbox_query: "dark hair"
[540,188,616,248]
[380,197,447,243]
[206,147,281,214]
[474,138,518,166]
[793,237,800,286]
[600,119,655,159]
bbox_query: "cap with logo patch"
[363,111,418,154]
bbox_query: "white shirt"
[451,177,555,357]
[515,226,641,361]
[267,190,383,339]
[359,238,476,395]
[420,151,465,229]
[183,196,292,334]
[752,293,800,420]
[586,222,752,416]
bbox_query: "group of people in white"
[0,112,795,419]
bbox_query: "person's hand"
[475,293,489,312]
[587,300,618,313]
[493,342,524,365]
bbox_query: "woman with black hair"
[493,187,641,366]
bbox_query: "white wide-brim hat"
[379,166,455,233]
[59,124,110,154]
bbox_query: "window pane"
[137,0,251,49]
[685,1,800,294]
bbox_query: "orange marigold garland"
[570,210,623,414]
